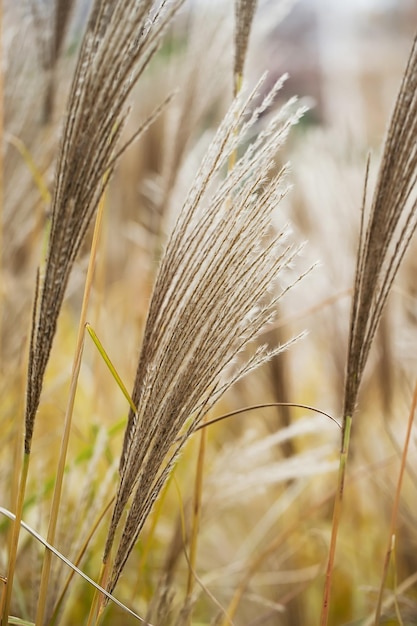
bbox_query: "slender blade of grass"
[374,380,417,625]
[85,323,137,414]
[320,414,352,626]
[35,189,106,626]
[0,507,150,625]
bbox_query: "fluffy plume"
[24,0,184,454]
[103,77,307,595]
[343,35,417,422]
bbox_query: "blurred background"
[1,1,416,624]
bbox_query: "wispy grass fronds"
[25,0,183,457]
[3,2,183,624]
[234,0,258,95]
[343,36,417,424]
[321,34,417,626]
[102,77,307,596]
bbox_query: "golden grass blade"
[169,478,231,626]
[185,424,207,615]
[1,454,30,626]
[7,618,35,626]
[86,323,137,414]
[48,496,115,626]
[320,415,352,626]
[0,507,151,625]
[35,186,106,626]
[2,271,40,626]
[87,560,110,626]
[5,134,51,205]
[132,476,174,602]
[362,572,417,626]
[0,0,3,364]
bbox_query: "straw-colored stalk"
[321,34,417,626]
[374,380,417,624]
[34,188,105,626]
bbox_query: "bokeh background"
[1,1,416,624]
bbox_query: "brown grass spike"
[321,33,417,626]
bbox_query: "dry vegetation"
[0,1,417,625]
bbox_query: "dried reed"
[101,77,307,598]
[3,1,184,624]
[25,0,183,457]
[321,33,417,626]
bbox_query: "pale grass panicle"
[343,35,417,422]
[24,0,184,455]
[102,77,308,596]
[321,34,417,625]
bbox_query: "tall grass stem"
[374,381,417,625]
[49,497,115,626]
[320,415,352,626]
[1,453,30,626]
[35,191,106,626]
[186,424,207,611]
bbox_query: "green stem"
[320,414,352,626]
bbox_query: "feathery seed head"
[344,35,417,421]
[24,0,185,454]
[103,76,307,596]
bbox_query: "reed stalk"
[374,381,417,625]
[321,34,417,625]
[35,189,105,626]
[185,424,207,615]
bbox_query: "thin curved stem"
[191,402,341,436]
